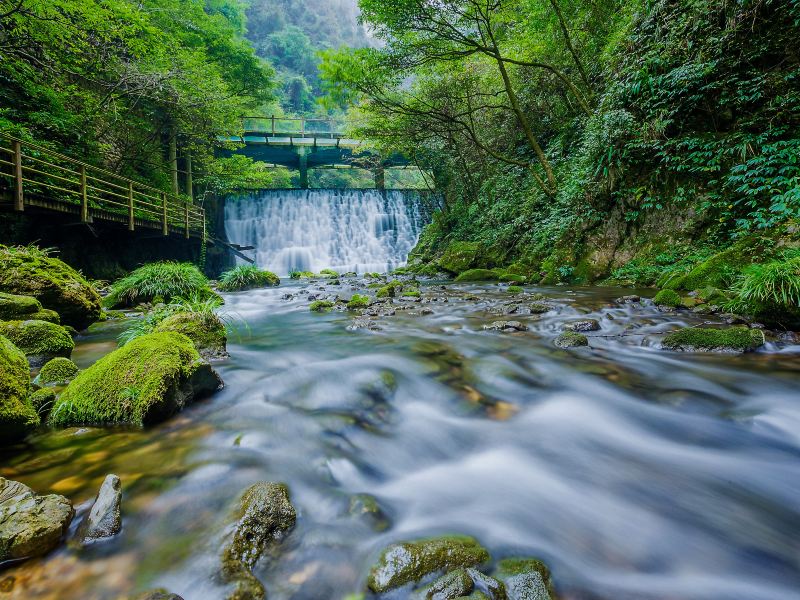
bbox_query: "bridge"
[221,116,414,189]
[0,134,205,240]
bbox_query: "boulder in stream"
[554,331,588,348]
[367,535,490,593]
[78,474,122,543]
[49,332,222,427]
[564,319,600,332]
[0,477,74,562]
[153,311,228,360]
[483,321,528,332]
[661,326,764,353]
[34,357,79,387]
[493,557,555,600]
[221,482,297,600]
[0,319,74,367]
[0,335,39,443]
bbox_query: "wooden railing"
[241,116,345,138]
[0,134,205,239]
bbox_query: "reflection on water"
[2,282,800,600]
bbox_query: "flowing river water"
[2,280,799,600]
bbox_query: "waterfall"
[223,189,430,275]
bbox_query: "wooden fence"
[0,134,205,239]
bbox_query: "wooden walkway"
[0,134,205,239]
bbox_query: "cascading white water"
[224,189,429,275]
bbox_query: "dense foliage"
[0,0,281,196]
[322,0,800,286]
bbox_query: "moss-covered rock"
[0,335,39,443]
[310,300,335,312]
[377,280,404,298]
[661,327,764,353]
[320,269,340,278]
[29,308,61,324]
[415,569,473,599]
[494,557,554,600]
[507,285,524,295]
[499,273,527,283]
[0,245,101,329]
[0,292,41,320]
[454,269,499,282]
[153,311,227,360]
[348,494,391,532]
[347,294,371,310]
[29,388,57,418]
[554,331,589,348]
[564,319,600,332]
[402,289,422,298]
[367,535,490,593]
[439,242,482,274]
[49,332,222,427]
[663,244,752,291]
[34,357,79,387]
[653,289,681,308]
[221,482,297,600]
[0,319,74,367]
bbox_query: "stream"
[2,281,800,600]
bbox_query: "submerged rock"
[554,331,588,348]
[564,319,600,332]
[78,474,122,543]
[347,318,383,332]
[483,321,528,332]
[49,332,222,427]
[0,319,74,367]
[466,568,506,599]
[367,535,490,593]
[130,591,184,600]
[615,295,640,304]
[0,477,74,562]
[221,482,297,600]
[0,246,102,329]
[661,327,764,353]
[348,493,390,531]
[0,335,39,443]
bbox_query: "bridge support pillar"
[298,149,309,189]
[374,164,385,190]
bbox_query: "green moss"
[0,335,39,443]
[494,557,555,598]
[439,241,481,274]
[499,273,527,283]
[0,319,74,361]
[664,244,753,291]
[454,269,499,282]
[367,535,490,593]
[310,300,335,312]
[661,327,764,352]
[0,245,101,329]
[319,269,340,278]
[50,332,220,426]
[377,281,404,298]
[29,309,61,324]
[653,289,681,308]
[402,289,421,298]
[554,331,589,348]
[507,285,524,294]
[0,292,41,320]
[217,265,279,291]
[290,270,315,279]
[153,311,226,357]
[30,388,57,417]
[347,294,370,310]
[34,357,79,386]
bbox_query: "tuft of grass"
[118,293,225,346]
[105,262,210,307]
[731,256,800,308]
[218,264,279,291]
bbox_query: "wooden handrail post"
[12,140,23,212]
[169,132,179,195]
[79,165,88,222]
[271,114,275,136]
[301,117,305,136]
[185,153,193,201]
[128,182,134,231]
[162,192,168,236]
[184,203,189,239]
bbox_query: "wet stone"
[467,568,506,599]
[616,295,640,303]
[130,591,184,600]
[347,318,382,332]
[564,319,600,332]
[78,473,122,544]
[414,568,473,599]
[484,321,528,332]
[504,571,550,600]
[348,493,391,531]
[554,331,588,348]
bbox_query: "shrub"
[653,289,681,308]
[105,262,210,307]
[218,265,279,291]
